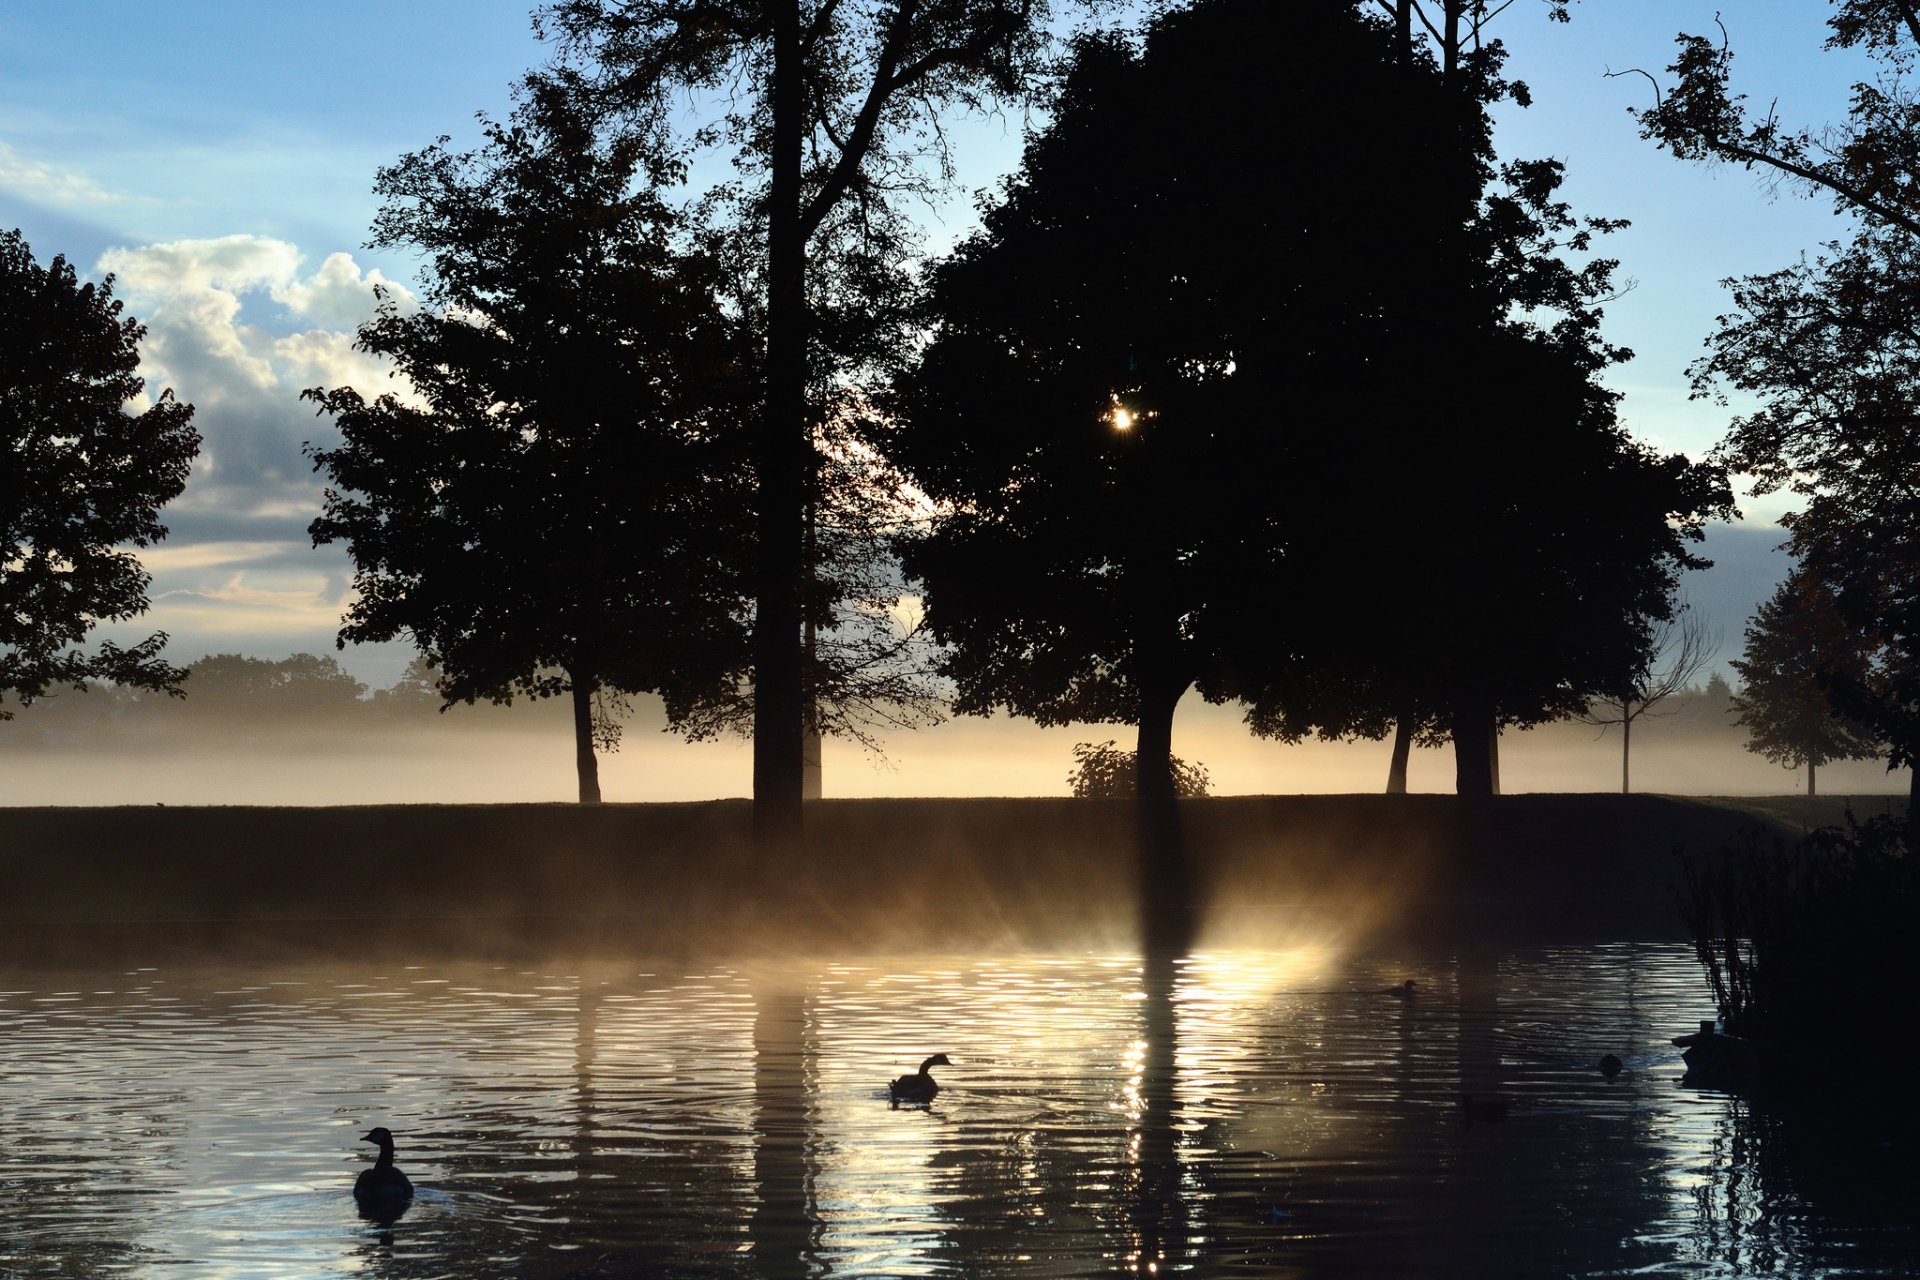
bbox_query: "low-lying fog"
[2,689,1907,805]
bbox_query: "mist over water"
[2,695,1907,805]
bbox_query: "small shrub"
[1068,740,1210,798]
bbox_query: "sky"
[0,1,1900,797]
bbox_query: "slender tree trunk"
[1386,715,1414,794]
[1396,0,1412,63]
[1908,763,1918,849]
[1808,757,1817,798]
[801,494,821,801]
[1487,717,1501,796]
[752,0,808,847]
[571,677,602,805]
[1452,697,1494,797]
[1622,710,1631,795]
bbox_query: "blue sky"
[0,0,1875,691]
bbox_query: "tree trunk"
[752,0,808,848]
[1135,673,1193,953]
[1396,0,1413,63]
[1134,678,1187,801]
[1808,756,1817,798]
[1908,764,1918,849]
[571,677,602,805]
[1487,717,1501,796]
[801,496,822,801]
[1386,714,1413,794]
[1621,710,1631,795]
[1451,697,1494,797]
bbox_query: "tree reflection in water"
[4,948,1920,1276]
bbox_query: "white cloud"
[83,234,425,656]
[272,250,412,328]
[0,140,137,207]
[139,541,301,573]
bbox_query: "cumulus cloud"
[97,234,417,512]
[91,234,422,660]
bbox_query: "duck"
[1378,980,1417,998]
[889,1054,951,1104]
[1599,1054,1623,1078]
[353,1127,414,1204]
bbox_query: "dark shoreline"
[2,795,1902,960]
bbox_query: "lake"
[2,943,1913,1277]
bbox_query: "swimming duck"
[354,1127,414,1203]
[889,1054,951,1104]
[1378,980,1417,998]
[1599,1054,1623,1078]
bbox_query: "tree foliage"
[1,229,200,719]
[1207,1,1732,795]
[305,83,753,800]
[888,0,1449,799]
[1633,7,1920,799]
[1730,569,1884,792]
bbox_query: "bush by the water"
[1679,814,1913,1088]
[1067,740,1210,798]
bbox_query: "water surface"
[2,945,1912,1277]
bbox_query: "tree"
[1730,570,1883,797]
[1627,7,1920,827]
[176,653,368,723]
[540,0,1102,844]
[307,82,753,803]
[1,229,200,721]
[1068,741,1208,800]
[884,1,1388,933]
[1207,1,1728,798]
[1580,609,1718,794]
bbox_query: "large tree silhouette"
[540,0,1097,843]
[1,229,199,720]
[886,1,1457,803]
[307,83,753,803]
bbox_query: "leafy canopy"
[1,228,199,718]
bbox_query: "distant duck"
[890,1054,951,1104]
[1378,980,1418,998]
[354,1127,414,1204]
[1458,1094,1508,1121]
[1599,1054,1624,1078]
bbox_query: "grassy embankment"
[2,795,1901,958]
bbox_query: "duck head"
[920,1053,952,1074]
[362,1126,397,1149]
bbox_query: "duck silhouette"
[889,1054,951,1104]
[354,1127,414,1206]
[1599,1054,1623,1078]
[1377,980,1417,998]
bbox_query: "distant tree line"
[0,656,539,746]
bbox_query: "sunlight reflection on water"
[0,945,1914,1277]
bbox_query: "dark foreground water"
[1,944,1914,1278]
